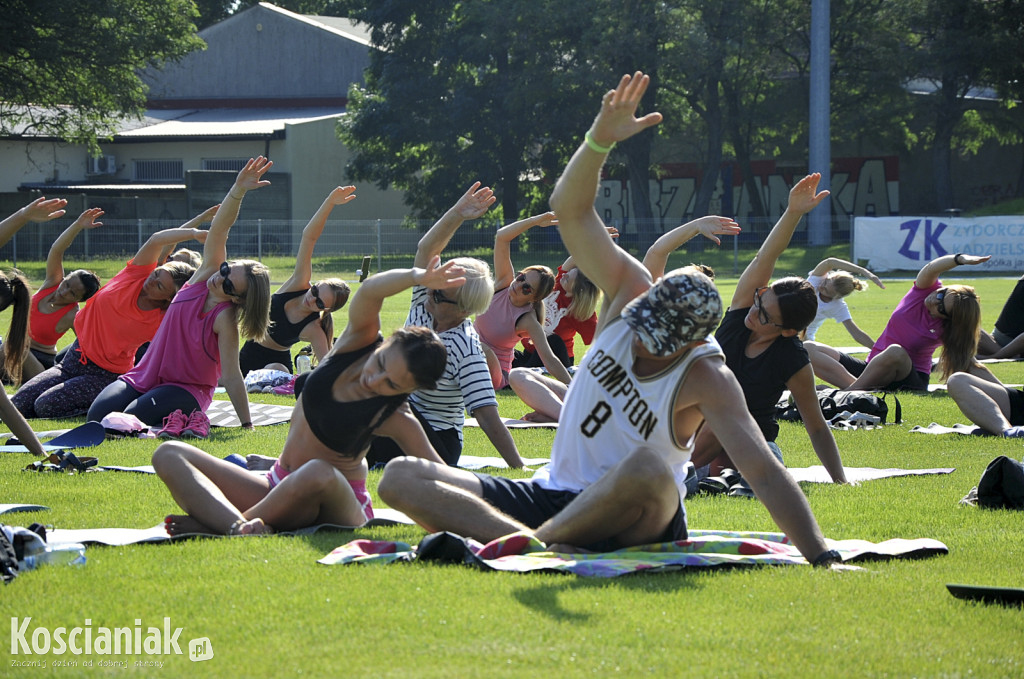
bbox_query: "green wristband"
[584,130,615,154]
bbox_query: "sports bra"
[266,289,319,347]
[294,336,407,457]
[30,284,77,347]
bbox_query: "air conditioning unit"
[86,155,117,175]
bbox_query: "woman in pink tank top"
[474,212,572,389]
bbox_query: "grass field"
[1,252,1023,678]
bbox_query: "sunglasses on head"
[220,262,236,296]
[935,288,950,318]
[432,288,458,306]
[515,272,533,296]
[310,284,325,310]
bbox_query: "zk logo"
[898,218,948,261]
[189,637,213,662]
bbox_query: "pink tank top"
[121,282,232,411]
[474,287,532,377]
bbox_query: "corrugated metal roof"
[116,107,345,138]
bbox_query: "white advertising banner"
[853,216,1024,272]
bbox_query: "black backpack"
[777,388,901,424]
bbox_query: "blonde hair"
[566,268,600,322]
[170,248,202,269]
[450,257,494,316]
[938,284,981,379]
[828,271,867,298]
[235,260,272,341]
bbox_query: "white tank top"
[534,316,724,500]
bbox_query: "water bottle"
[22,543,87,570]
[295,354,311,374]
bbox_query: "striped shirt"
[407,286,497,442]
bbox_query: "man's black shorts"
[474,473,687,551]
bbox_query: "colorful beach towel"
[319,529,947,577]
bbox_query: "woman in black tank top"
[152,257,463,536]
[238,187,355,375]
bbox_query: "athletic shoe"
[1002,426,1024,438]
[181,410,211,440]
[156,409,188,439]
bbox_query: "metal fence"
[1,215,855,277]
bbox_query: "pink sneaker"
[181,409,211,440]
[156,409,188,439]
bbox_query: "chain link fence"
[0,215,856,278]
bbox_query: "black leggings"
[512,333,572,369]
[87,379,200,427]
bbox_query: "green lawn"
[2,254,1023,678]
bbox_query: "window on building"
[133,159,184,182]
[202,159,249,172]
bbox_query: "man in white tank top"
[380,73,843,567]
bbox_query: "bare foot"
[522,411,557,423]
[164,514,216,536]
[230,518,275,536]
[245,454,277,471]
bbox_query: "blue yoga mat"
[0,421,106,453]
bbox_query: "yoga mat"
[947,584,1024,606]
[45,507,415,546]
[206,400,293,427]
[0,421,106,453]
[787,466,955,484]
[0,428,70,441]
[0,503,49,515]
[909,422,983,435]
[464,417,557,429]
[320,529,948,577]
[457,455,551,470]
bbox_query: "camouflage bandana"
[621,267,722,356]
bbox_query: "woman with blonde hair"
[238,186,355,375]
[87,157,274,434]
[475,212,570,390]
[803,258,884,348]
[806,253,989,391]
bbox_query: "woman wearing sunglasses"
[238,186,354,375]
[474,212,572,390]
[690,173,848,484]
[86,157,273,433]
[12,214,209,420]
[806,253,989,391]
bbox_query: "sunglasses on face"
[935,288,950,317]
[220,262,236,296]
[432,288,458,306]
[515,272,533,296]
[310,284,325,310]
[754,286,784,328]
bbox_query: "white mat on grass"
[207,400,293,427]
[45,507,416,546]
[457,455,551,470]
[909,422,983,435]
[464,417,558,429]
[787,465,954,484]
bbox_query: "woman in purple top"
[806,252,989,391]
[87,157,274,431]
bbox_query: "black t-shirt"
[995,278,1024,337]
[714,307,809,442]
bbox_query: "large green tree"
[337,0,605,222]
[0,0,205,153]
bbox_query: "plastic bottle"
[21,543,87,570]
[296,354,312,374]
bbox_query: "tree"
[0,0,205,153]
[336,0,606,222]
